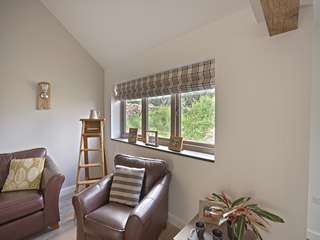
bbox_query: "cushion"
[2,158,45,192]
[0,148,47,191]
[110,165,145,207]
[0,190,44,225]
[85,203,132,240]
[114,154,168,197]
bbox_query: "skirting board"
[308,229,320,240]
[60,184,76,197]
[168,212,185,229]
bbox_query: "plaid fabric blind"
[114,59,215,100]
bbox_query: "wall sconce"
[37,82,51,110]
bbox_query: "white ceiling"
[41,0,248,69]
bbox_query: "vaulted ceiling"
[41,0,248,69]
[41,0,313,70]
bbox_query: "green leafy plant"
[208,192,285,240]
[182,95,215,141]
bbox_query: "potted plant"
[208,192,285,240]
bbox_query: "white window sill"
[111,138,215,163]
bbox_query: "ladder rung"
[80,148,101,152]
[79,163,101,168]
[78,179,100,185]
[82,133,101,137]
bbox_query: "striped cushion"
[110,165,145,207]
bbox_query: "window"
[121,90,215,154]
[125,99,142,134]
[181,89,215,144]
[148,95,171,138]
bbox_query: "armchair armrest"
[125,173,171,240]
[72,174,113,226]
[41,156,65,227]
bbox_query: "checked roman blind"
[114,59,215,100]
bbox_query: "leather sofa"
[0,148,65,240]
[73,154,171,240]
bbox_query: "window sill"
[111,138,215,163]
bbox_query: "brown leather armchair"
[72,154,171,240]
[0,148,65,240]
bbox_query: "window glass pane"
[125,99,142,134]
[181,89,215,144]
[148,95,171,138]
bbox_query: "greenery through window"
[122,89,215,153]
[148,95,171,138]
[181,89,215,144]
[125,99,142,134]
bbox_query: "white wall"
[106,6,313,240]
[308,0,320,239]
[0,0,104,187]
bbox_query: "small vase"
[212,229,223,240]
[195,221,205,240]
[89,109,99,119]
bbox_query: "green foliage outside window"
[126,99,142,133]
[181,93,215,143]
[125,90,215,144]
[148,105,171,138]
[148,95,171,138]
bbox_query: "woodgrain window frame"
[120,91,215,155]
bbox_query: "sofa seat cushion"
[0,190,44,225]
[85,203,132,240]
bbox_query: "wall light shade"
[37,82,51,110]
[39,82,49,99]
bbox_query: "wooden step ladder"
[75,119,107,193]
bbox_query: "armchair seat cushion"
[85,203,132,240]
[0,190,44,225]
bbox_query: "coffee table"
[174,215,255,240]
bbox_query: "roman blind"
[114,59,215,100]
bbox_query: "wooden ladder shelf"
[75,119,108,193]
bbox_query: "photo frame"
[144,130,158,147]
[168,136,183,152]
[198,199,224,225]
[128,128,138,144]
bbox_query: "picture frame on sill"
[128,128,138,144]
[168,136,183,152]
[144,130,158,147]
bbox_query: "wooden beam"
[260,0,300,36]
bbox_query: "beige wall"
[0,0,104,187]
[308,1,320,239]
[106,6,313,240]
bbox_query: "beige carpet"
[28,193,180,240]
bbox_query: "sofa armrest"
[72,174,113,226]
[125,174,170,240]
[41,156,65,227]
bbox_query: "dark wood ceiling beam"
[260,0,300,36]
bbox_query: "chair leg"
[49,223,60,230]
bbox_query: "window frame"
[120,91,215,155]
[120,99,144,139]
